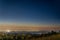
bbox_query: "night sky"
[0,0,60,26]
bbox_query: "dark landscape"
[0,30,60,40]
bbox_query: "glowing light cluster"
[6,30,11,32]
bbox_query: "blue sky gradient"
[0,0,60,25]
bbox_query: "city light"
[6,30,11,32]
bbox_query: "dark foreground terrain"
[0,31,60,40]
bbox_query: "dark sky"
[0,0,60,25]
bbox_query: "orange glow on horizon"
[0,24,60,31]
